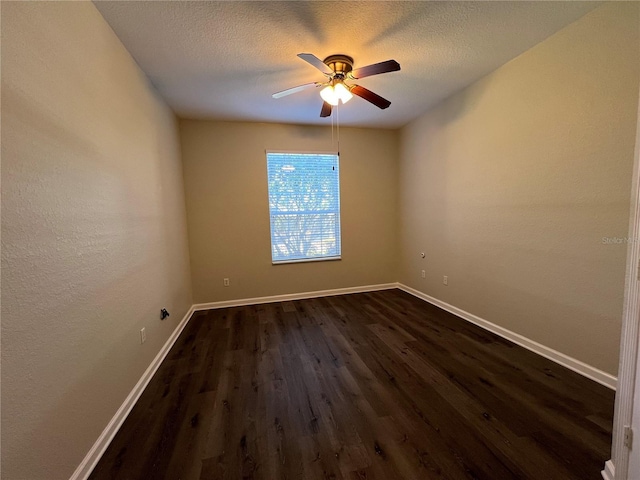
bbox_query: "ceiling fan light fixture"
[334,82,353,104]
[320,85,339,106]
[320,82,353,106]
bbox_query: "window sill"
[272,256,341,265]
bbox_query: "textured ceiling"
[93,1,599,128]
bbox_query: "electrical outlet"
[223,278,230,287]
[140,327,146,344]
[443,275,448,286]
[421,269,426,279]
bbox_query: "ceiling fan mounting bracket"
[323,54,354,76]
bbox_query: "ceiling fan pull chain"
[331,106,334,151]
[337,103,340,156]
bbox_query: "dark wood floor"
[90,289,614,480]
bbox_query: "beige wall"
[180,120,398,303]
[1,3,193,479]
[398,2,640,376]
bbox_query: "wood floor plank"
[89,290,614,480]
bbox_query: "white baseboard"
[398,283,617,390]
[69,305,196,480]
[192,283,398,311]
[602,459,615,480]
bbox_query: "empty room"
[2,1,640,479]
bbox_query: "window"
[266,152,341,264]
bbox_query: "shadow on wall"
[23,299,179,480]
[430,78,487,128]
[290,124,331,141]
[1,78,191,479]
[150,97,194,307]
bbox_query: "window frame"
[265,150,342,265]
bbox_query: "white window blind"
[266,152,341,264]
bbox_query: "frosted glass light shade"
[320,82,352,106]
[334,83,353,104]
[320,85,339,106]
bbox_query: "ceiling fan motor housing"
[323,54,354,78]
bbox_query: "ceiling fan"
[272,53,401,117]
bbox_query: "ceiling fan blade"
[298,53,333,75]
[349,59,400,79]
[351,85,391,109]
[272,82,320,99]
[320,101,332,117]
